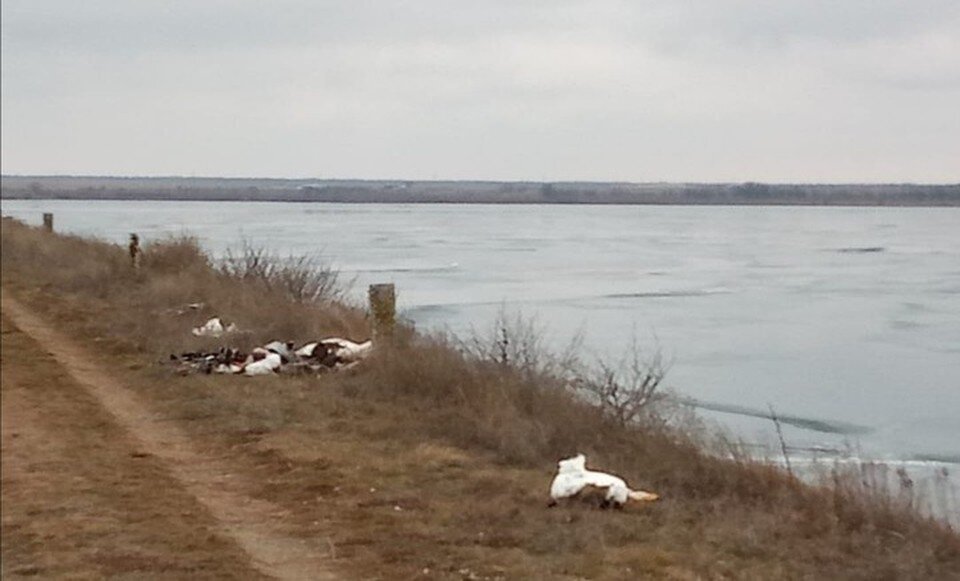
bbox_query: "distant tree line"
[2,176,958,206]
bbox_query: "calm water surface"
[4,200,958,496]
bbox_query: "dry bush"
[144,235,210,274]
[371,335,572,461]
[572,335,670,427]
[459,308,581,380]
[461,311,670,428]
[218,239,345,303]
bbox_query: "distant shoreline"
[3,175,958,207]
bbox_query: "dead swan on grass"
[297,338,373,363]
[548,454,659,508]
[242,350,282,376]
[262,340,295,362]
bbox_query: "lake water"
[3,199,959,519]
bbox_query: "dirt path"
[1,296,338,580]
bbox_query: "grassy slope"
[2,218,958,580]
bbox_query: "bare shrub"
[218,239,345,303]
[143,235,209,274]
[460,309,669,428]
[370,331,616,464]
[573,335,670,427]
[459,307,582,380]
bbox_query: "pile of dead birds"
[169,337,373,377]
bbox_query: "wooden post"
[42,213,54,232]
[128,233,143,269]
[368,283,396,340]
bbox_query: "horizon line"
[3,174,958,187]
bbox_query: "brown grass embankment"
[2,217,958,579]
[1,314,268,579]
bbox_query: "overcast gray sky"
[2,1,958,182]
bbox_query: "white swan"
[243,352,282,376]
[300,338,373,363]
[294,342,323,358]
[549,454,659,507]
[262,340,295,362]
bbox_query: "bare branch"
[217,239,346,303]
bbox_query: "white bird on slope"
[262,340,295,362]
[548,454,659,508]
[294,342,324,358]
[297,338,373,363]
[243,351,282,376]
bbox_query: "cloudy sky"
[2,1,958,182]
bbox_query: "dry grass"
[3,217,959,580]
[1,315,265,579]
[0,220,367,356]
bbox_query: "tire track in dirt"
[2,296,338,580]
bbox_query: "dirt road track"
[2,296,338,580]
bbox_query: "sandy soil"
[1,297,337,580]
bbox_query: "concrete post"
[368,283,396,340]
[42,213,54,232]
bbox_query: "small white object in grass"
[191,317,238,337]
[192,317,224,337]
